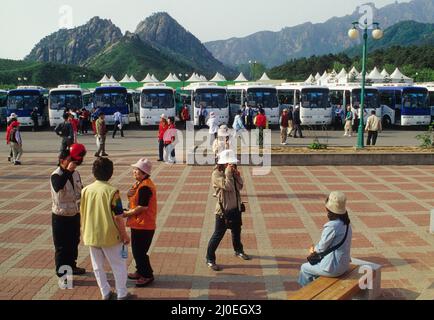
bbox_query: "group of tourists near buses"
[48,122,353,300]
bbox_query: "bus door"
[395,91,402,124]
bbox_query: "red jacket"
[5,121,18,144]
[181,107,190,121]
[255,114,267,128]
[164,124,176,144]
[158,122,168,140]
[69,118,79,133]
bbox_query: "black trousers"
[367,130,378,146]
[112,121,124,138]
[206,215,243,263]
[131,229,155,278]
[158,139,165,160]
[60,138,73,153]
[293,124,303,138]
[199,115,206,128]
[52,213,80,277]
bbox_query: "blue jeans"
[298,262,344,287]
[206,215,243,263]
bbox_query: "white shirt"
[206,117,219,134]
[113,111,123,123]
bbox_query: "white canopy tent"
[109,76,117,83]
[210,72,226,81]
[119,74,132,83]
[163,73,176,82]
[305,74,315,84]
[390,68,413,84]
[129,75,138,82]
[199,75,208,81]
[141,74,154,83]
[367,67,383,82]
[98,74,110,84]
[172,74,181,82]
[380,69,390,77]
[336,68,347,79]
[259,72,271,81]
[187,73,202,82]
[314,72,321,81]
[151,74,159,82]
[234,72,248,82]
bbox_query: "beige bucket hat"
[325,191,347,215]
[131,158,152,175]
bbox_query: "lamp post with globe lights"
[179,73,189,88]
[348,21,383,149]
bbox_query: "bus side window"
[380,92,393,108]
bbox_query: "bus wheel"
[382,116,391,129]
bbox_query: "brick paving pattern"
[0,154,434,300]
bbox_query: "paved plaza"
[0,130,433,300]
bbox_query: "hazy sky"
[0,0,409,60]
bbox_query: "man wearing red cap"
[50,144,87,278]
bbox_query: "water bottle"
[121,244,128,259]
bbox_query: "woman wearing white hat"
[206,149,250,271]
[123,158,158,287]
[298,191,352,286]
[206,112,219,146]
[212,124,232,162]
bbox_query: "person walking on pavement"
[244,102,254,130]
[254,108,267,149]
[30,107,39,132]
[365,110,382,146]
[279,109,289,145]
[206,111,219,146]
[123,158,157,287]
[232,110,246,144]
[343,106,353,137]
[112,110,124,138]
[180,104,190,130]
[68,113,79,143]
[55,113,74,153]
[95,112,108,157]
[9,121,23,165]
[293,106,303,138]
[287,106,294,137]
[213,124,232,162]
[157,115,168,162]
[5,113,18,162]
[206,150,250,271]
[163,117,177,164]
[50,144,87,279]
[198,105,208,128]
[80,157,133,300]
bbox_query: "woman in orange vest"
[123,158,157,287]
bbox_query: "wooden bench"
[288,258,381,300]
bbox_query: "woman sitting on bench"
[298,191,353,287]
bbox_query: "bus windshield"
[50,91,82,110]
[7,92,41,111]
[195,89,227,109]
[301,89,329,108]
[351,89,379,109]
[141,90,174,109]
[95,90,127,108]
[402,89,429,109]
[247,88,278,108]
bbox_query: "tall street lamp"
[248,60,257,81]
[348,21,383,149]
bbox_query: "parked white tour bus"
[138,83,176,126]
[227,83,279,125]
[48,85,89,127]
[276,83,332,125]
[184,82,229,127]
[328,84,381,124]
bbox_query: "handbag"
[218,174,245,229]
[307,224,349,265]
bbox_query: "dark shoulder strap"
[319,224,349,259]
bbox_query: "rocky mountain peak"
[26,16,123,65]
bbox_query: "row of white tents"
[306,67,413,85]
[97,72,273,84]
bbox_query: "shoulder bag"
[307,224,349,265]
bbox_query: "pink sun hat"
[131,158,152,175]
